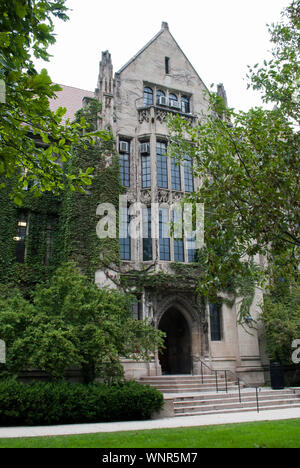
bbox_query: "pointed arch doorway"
[158,307,192,375]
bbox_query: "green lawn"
[0,419,300,448]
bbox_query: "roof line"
[116,29,164,75]
[115,26,209,94]
[166,30,210,94]
[55,83,94,94]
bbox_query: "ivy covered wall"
[0,120,123,292]
[59,137,122,281]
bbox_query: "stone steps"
[175,390,294,405]
[175,404,300,417]
[138,375,300,417]
[139,374,237,393]
[144,385,238,393]
[174,392,300,416]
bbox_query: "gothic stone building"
[52,22,266,385]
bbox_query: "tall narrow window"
[14,213,28,263]
[209,303,222,341]
[181,96,190,113]
[144,86,153,106]
[173,210,184,262]
[131,297,143,320]
[165,57,170,74]
[45,217,57,265]
[159,208,170,261]
[184,155,194,192]
[157,141,168,189]
[119,141,130,187]
[120,206,131,260]
[171,156,181,191]
[141,142,151,188]
[142,207,153,261]
[187,234,196,263]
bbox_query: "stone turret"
[96,50,114,129]
[217,83,228,108]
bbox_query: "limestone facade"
[93,22,266,385]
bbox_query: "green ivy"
[120,262,201,294]
[0,175,61,294]
[0,99,122,291]
[58,138,123,280]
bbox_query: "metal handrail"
[198,359,261,412]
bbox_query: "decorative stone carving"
[138,108,150,124]
[155,108,167,124]
[172,191,183,203]
[126,191,137,204]
[140,190,152,205]
[157,190,170,203]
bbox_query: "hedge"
[0,379,164,426]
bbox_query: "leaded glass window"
[181,96,190,113]
[119,141,130,187]
[159,208,170,261]
[209,303,222,341]
[120,207,131,260]
[172,210,184,262]
[171,157,181,191]
[142,207,153,261]
[157,141,168,189]
[141,153,151,188]
[187,234,196,263]
[156,89,166,105]
[131,297,143,320]
[144,86,153,106]
[169,93,178,107]
[184,155,194,192]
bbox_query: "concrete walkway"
[1,407,300,439]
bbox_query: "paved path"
[0,407,300,439]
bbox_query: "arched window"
[169,93,179,109]
[144,87,153,106]
[156,89,166,105]
[181,96,190,113]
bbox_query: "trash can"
[270,362,285,390]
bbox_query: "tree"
[168,1,299,313]
[248,0,300,123]
[0,263,164,383]
[260,283,300,365]
[0,0,110,204]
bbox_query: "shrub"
[0,379,164,426]
[260,285,300,364]
[0,263,165,383]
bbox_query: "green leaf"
[15,1,27,19]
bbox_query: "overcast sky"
[35,0,291,112]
